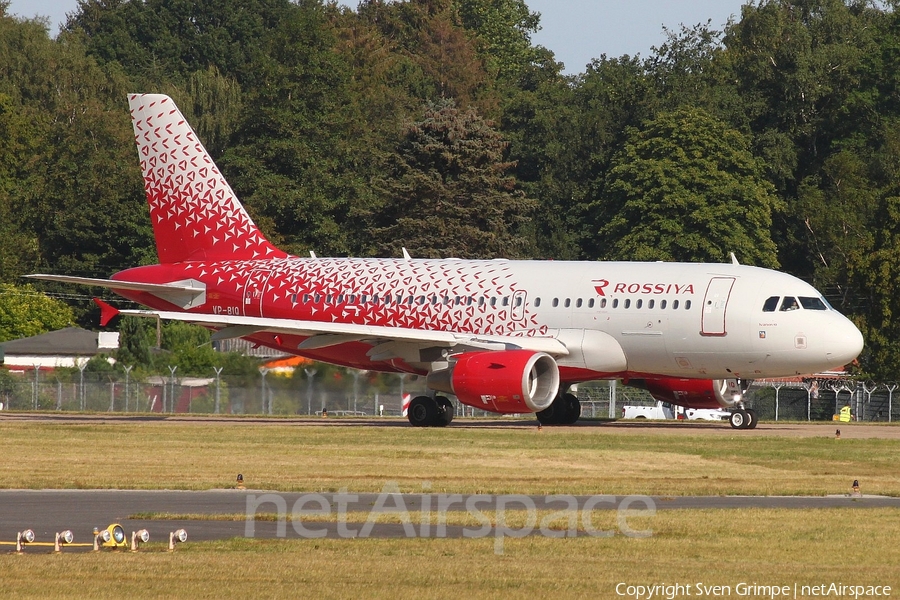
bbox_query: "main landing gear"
[407,395,454,427]
[536,391,582,425]
[729,408,758,429]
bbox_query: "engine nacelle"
[636,378,743,409]
[427,350,560,414]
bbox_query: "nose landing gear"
[729,407,757,429]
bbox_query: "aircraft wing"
[116,308,570,358]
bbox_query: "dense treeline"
[1,0,899,377]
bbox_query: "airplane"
[28,94,865,429]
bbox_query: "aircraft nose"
[823,316,864,369]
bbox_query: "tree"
[452,0,541,80]
[220,0,372,256]
[115,316,154,367]
[854,194,900,379]
[597,107,781,266]
[368,98,536,258]
[0,283,74,342]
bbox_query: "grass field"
[1,417,898,598]
[0,509,897,599]
[0,418,898,496]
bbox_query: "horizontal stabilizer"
[25,274,206,309]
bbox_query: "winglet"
[94,298,120,327]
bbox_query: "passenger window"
[576,298,583,308]
[780,297,799,311]
[349,294,357,304]
[303,294,310,303]
[502,297,509,307]
[314,294,321,303]
[564,298,571,308]
[552,298,559,308]
[599,298,606,308]
[624,299,631,309]
[535,298,541,308]
[636,299,643,309]
[612,299,619,308]
[490,297,497,307]
[685,300,692,310]
[673,300,679,309]
[660,299,667,309]
[648,299,654,309]
[417,296,425,305]
[291,294,298,303]
[515,296,523,307]
[799,297,827,310]
[763,296,780,312]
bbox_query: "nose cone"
[823,315,864,370]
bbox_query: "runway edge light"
[54,530,74,553]
[131,529,149,552]
[168,529,187,552]
[94,524,128,550]
[16,529,35,554]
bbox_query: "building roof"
[0,327,118,357]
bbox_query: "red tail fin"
[128,94,286,264]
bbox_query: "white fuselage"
[115,257,863,383]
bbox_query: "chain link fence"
[0,369,896,422]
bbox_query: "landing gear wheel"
[560,393,581,425]
[537,391,581,425]
[729,410,750,429]
[536,403,560,425]
[408,396,438,427]
[435,396,454,427]
[745,408,758,429]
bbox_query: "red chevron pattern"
[129,94,286,263]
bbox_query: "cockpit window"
[799,297,828,310]
[780,297,800,311]
[763,296,779,312]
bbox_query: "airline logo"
[592,280,696,296]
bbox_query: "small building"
[0,327,119,372]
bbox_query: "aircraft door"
[242,269,273,318]
[701,277,735,336]
[511,290,527,321]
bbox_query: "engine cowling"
[637,378,743,409]
[427,350,560,414]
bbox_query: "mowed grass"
[0,509,898,599]
[0,418,898,496]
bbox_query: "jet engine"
[427,350,560,414]
[635,377,743,409]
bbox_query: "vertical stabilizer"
[129,93,286,263]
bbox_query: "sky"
[8,0,748,74]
